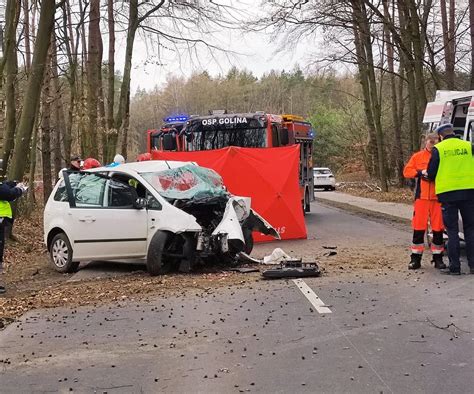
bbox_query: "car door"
[64,172,148,260]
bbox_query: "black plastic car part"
[262,261,320,279]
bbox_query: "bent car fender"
[212,198,245,242]
[148,204,202,235]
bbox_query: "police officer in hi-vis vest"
[426,123,474,275]
[0,180,27,294]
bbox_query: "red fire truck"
[146,112,315,212]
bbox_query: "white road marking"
[292,279,332,314]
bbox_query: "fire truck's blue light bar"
[164,114,189,123]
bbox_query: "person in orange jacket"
[403,132,446,270]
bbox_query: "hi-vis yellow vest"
[0,200,12,218]
[435,138,474,194]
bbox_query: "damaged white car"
[44,161,279,275]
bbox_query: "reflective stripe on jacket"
[435,138,474,195]
[403,149,437,200]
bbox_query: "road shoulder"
[315,191,412,226]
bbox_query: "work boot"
[408,254,422,270]
[432,254,447,269]
[440,268,461,275]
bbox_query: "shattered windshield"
[140,164,229,201]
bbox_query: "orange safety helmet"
[83,158,101,169]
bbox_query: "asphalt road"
[1,202,473,393]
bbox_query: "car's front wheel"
[147,230,179,276]
[49,233,79,273]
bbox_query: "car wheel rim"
[52,239,69,268]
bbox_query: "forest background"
[1,0,474,207]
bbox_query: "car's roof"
[89,160,196,175]
[313,167,331,171]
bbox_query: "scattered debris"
[323,251,337,257]
[262,248,293,265]
[238,252,263,264]
[262,261,321,279]
[228,267,259,274]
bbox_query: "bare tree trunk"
[2,0,20,175]
[78,0,88,65]
[41,51,53,203]
[384,0,404,186]
[448,0,455,87]
[23,0,32,71]
[51,31,65,176]
[97,33,107,164]
[27,124,38,208]
[440,0,455,89]
[8,0,56,182]
[397,0,419,152]
[107,0,115,130]
[2,40,18,175]
[113,0,139,160]
[61,1,77,163]
[85,0,100,158]
[353,16,377,177]
[352,0,388,191]
[0,0,17,79]
[31,1,37,44]
[26,103,41,210]
[407,1,427,121]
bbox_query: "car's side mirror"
[280,127,289,145]
[134,197,148,210]
[163,133,177,150]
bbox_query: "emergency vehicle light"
[164,114,189,123]
[282,114,306,122]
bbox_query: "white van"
[44,161,279,275]
[423,90,474,142]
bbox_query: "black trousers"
[442,200,474,271]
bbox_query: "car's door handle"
[79,216,96,223]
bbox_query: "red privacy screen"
[152,145,307,242]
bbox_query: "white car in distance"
[313,167,336,191]
[44,161,278,276]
